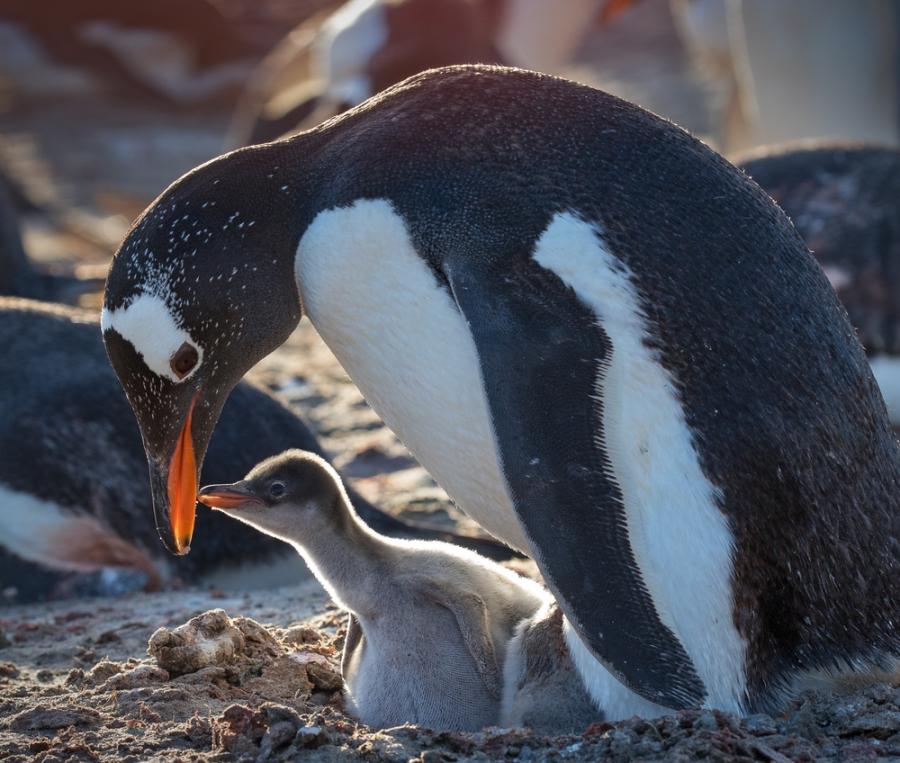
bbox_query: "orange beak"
[167,398,198,555]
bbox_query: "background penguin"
[228,0,622,147]
[0,297,510,602]
[736,143,900,426]
[199,449,553,731]
[102,65,900,718]
[678,0,899,150]
[0,167,102,303]
[0,0,255,106]
[0,169,32,297]
[228,0,505,147]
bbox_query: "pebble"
[844,711,900,739]
[744,714,779,736]
[693,711,719,731]
[294,724,328,748]
[281,626,320,645]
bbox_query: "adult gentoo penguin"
[102,65,900,718]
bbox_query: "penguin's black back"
[295,66,900,699]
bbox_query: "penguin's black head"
[197,450,346,542]
[102,146,303,555]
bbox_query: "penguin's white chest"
[295,199,528,551]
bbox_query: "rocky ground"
[1,593,900,762]
[1,1,899,759]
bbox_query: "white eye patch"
[101,292,203,383]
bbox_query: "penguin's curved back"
[307,67,900,699]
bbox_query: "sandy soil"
[1,1,899,759]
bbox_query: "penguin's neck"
[287,496,395,619]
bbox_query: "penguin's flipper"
[447,261,706,710]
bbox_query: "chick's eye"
[269,482,286,499]
[170,342,199,379]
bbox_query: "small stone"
[694,712,719,731]
[294,724,327,749]
[843,711,900,740]
[0,661,19,679]
[74,646,97,664]
[35,669,53,682]
[282,626,320,645]
[100,664,169,691]
[261,703,302,727]
[306,661,343,692]
[258,720,297,758]
[86,659,122,686]
[744,714,778,736]
[233,617,280,657]
[9,706,101,731]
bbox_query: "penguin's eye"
[269,482,286,499]
[170,342,199,379]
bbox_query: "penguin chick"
[501,602,600,734]
[199,449,548,731]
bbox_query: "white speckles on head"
[532,211,746,715]
[101,293,203,383]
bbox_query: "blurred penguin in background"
[737,142,900,426]
[229,0,610,147]
[0,0,255,105]
[672,0,899,151]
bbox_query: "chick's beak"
[198,482,265,510]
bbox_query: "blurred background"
[1,0,899,604]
